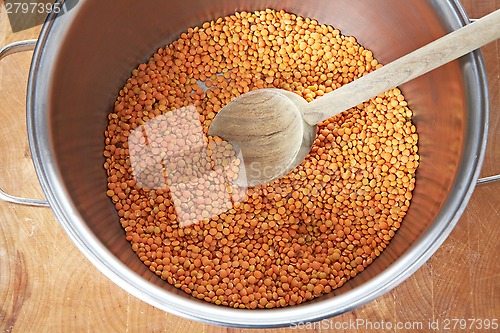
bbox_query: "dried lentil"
[103,9,419,309]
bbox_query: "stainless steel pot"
[1,0,499,328]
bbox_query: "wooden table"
[1,1,498,332]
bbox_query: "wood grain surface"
[0,1,499,332]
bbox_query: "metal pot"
[1,0,499,328]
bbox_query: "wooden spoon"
[209,9,500,187]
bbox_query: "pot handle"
[477,174,500,185]
[0,39,49,207]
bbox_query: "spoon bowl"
[208,89,316,186]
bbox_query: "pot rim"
[25,0,489,328]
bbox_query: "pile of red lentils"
[104,9,419,309]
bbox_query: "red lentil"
[103,9,419,309]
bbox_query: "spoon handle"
[303,8,500,125]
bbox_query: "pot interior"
[31,0,485,325]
